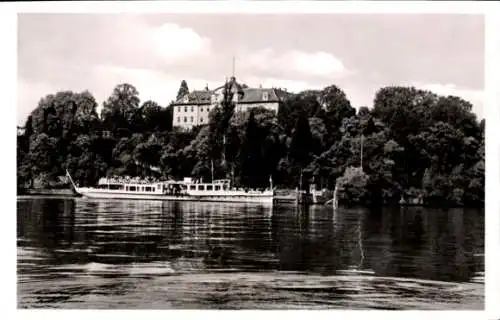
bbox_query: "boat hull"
[75,188,274,204]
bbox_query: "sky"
[17,13,485,125]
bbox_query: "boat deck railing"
[99,176,162,185]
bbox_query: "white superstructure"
[67,172,274,204]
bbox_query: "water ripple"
[17,198,484,309]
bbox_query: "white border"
[484,3,500,319]
[6,1,496,14]
[1,4,18,320]
[2,1,498,320]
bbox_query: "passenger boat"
[66,171,274,204]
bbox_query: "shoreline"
[17,188,77,197]
[15,192,484,209]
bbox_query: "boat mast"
[211,159,214,182]
[66,170,78,190]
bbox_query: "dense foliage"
[17,82,484,207]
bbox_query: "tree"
[206,79,236,178]
[280,91,321,135]
[65,134,108,186]
[26,133,59,186]
[239,110,262,188]
[141,100,163,133]
[73,91,100,134]
[319,85,356,144]
[289,110,314,189]
[289,111,313,168]
[308,117,327,156]
[101,83,141,134]
[16,80,484,208]
[176,80,189,101]
[336,166,370,205]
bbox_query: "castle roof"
[172,77,291,105]
[173,90,212,105]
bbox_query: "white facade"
[171,78,288,130]
[172,103,216,130]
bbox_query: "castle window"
[178,107,180,112]
[207,107,210,112]
[184,117,187,123]
[177,116,180,123]
[190,116,194,122]
[191,106,194,112]
[200,117,203,122]
[201,107,203,112]
[184,106,187,112]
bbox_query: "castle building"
[171,77,290,130]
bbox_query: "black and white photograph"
[9,1,497,315]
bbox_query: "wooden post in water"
[333,180,339,210]
[298,168,303,205]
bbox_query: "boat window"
[145,186,152,192]
[129,186,136,191]
[215,185,221,191]
[198,185,205,191]
[223,185,228,190]
[190,185,196,190]
[108,184,124,190]
[206,185,213,191]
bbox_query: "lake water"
[16,198,484,309]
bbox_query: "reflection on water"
[17,198,484,309]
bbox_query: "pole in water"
[332,181,339,210]
[299,168,303,204]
